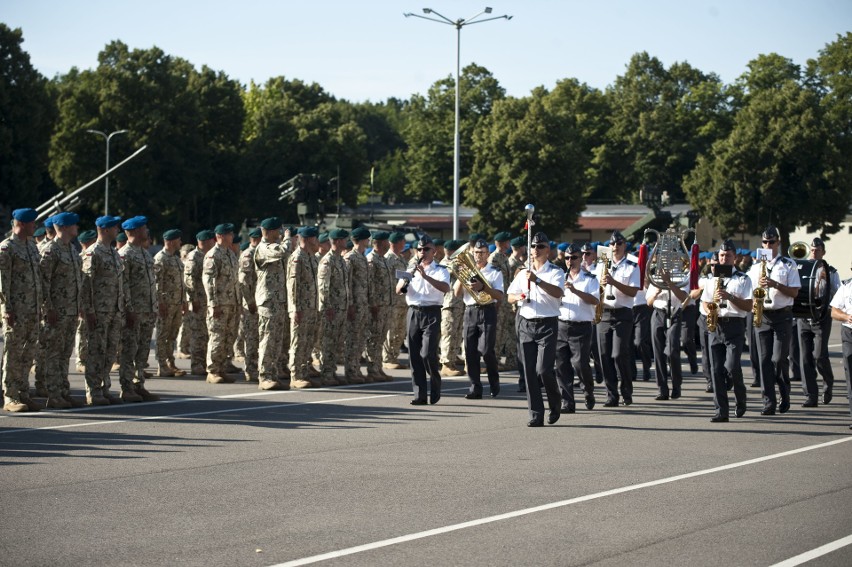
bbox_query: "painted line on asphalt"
[769,533,852,566]
[0,386,472,435]
[268,436,852,567]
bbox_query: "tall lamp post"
[87,129,129,215]
[404,7,511,240]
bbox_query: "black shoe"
[705,385,713,393]
[603,399,619,408]
[735,405,746,418]
[527,419,543,427]
[726,381,733,391]
[671,391,681,400]
[711,415,729,423]
[490,387,500,398]
[410,399,427,406]
[750,380,761,388]
[642,374,651,382]
[623,398,633,406]
[761,408,776,416]
[824,390,833,405]
[547,410,560,425]
[801,399,818,408]
[585,395,596,411]
[560,404,575,414]
[573,381,583,389]
[464,392,482,400]
[779,398,790,413]
[690,364,699,375]
[655,394,669,401]
[430,395,441,405]
[595,375,603,384]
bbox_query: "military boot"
[3,399,29,412]
[46,396,72,410]
[135,385,160,402]
[345,373,366,385]
[291,378,313,389]
[258,379,281,391]
[63,393,85,408]
[440,364,464,377]
[103,391,123,405]
[120,389,143,403]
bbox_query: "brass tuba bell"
[788,241,810,260]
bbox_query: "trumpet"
[753,259,767,328]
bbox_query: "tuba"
[644,227,694,290]
[449,243,495,306]
[789,241,809,260]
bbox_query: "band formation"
[1,207,851,431]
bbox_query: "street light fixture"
[404,7,511,239]
[87,128,129,215]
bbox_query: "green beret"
[232,234,242,244]
[445,239,462,252]
[434,239,445,246]
[351,227,370,241]
[493,231,511,242]
[318,232,329,243]
[215,223,234,235]
[510,236,526,247]
[298,226,319,238]
[260,217,282,230]
[34,227,46,238]
[239,241,250,251]
[116,233,127,243]
[196,230,215,241]
[285,226,296,234]
[78,230,97,244]
[371,230,389,241]
[468,232,485,242]
[346,239,354,249]
[329,228,349,239]
[249,228,262,238]
[389,231,405,243]
[163,229,182,241]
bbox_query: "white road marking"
[769,533,852,566]
[268,436,852,567]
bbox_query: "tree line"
[1,24,849,242]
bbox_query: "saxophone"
[752,259,767,328]
[594,253,610,324]
[706,277,721,332]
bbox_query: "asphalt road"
[1,325,850,567]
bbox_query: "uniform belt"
[716,316,745,323]
[763,306,792,312]
[603,307,631,314]
[524,316,557,323]
[466,303,496,309]
[559,319,593,325]
[410,304,441,312]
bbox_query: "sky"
[3,0,850,102]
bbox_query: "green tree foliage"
[49,41,244,232]
[0,25,55,209]
[402,64,505,203]
[465,86,589,236]
[684,54,846,242]
[240,77,368,222]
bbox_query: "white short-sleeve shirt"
[508,261,563,319]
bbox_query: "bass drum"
[792,259,830,321]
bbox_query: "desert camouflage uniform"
[488,246,517,368]
[39,238,82,398]
[183,248,208,373]
[439,255,464,367]
[344,249,369,380]
[366,248,392,377]
[81,241,126,398]
[203,243,240,375]
[32,237,53,395]
[383,248,408,365]
[119,243,157,393]
[153,247,184,373]
[75,247,88,368]
[287,247,319,384]
[318,251,350,384]
[255,238,289,382]
[0,233,42,404]
[238,243,259,380]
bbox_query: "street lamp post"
[404,7,511,240]
[87,129,129,215]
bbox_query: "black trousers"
[799,315,835,402]
[597,307,634,403]
[463,304,499,395]
[698,314,713,387]
[747,315,761,384]
[407,306,442,402]
[632,304,653,381]
[518,316,560,422]
[710,317,747,418]
[651,307,683,397]
[755,308,792,411]
[681,303,699,373]
[839,326,852,419]
[788,319,801,381]
[555,320,594,408]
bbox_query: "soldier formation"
[1,208,850,432]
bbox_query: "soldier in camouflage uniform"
[383,232,409,370]
[253,218,289,391]
[439,240,465,377]
[154,229,187,377]
[1,208,44,412]
[176,243,196,359]
[237,229,261,381]
[184,230,215,375]
[366,231,393,381]
[81,215,126,406]
[75,230,98,373]
[117,216,159,402]
[309,232,331,373]
[32,215,56,397]
[288,226,321,388]
[203,224,241,384]
[343,227,370,384]
[488,232,517,371]
[318,229,352,386]
[508,236,527,389]
[39,212,85,409]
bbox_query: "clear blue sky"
[3,0,850,101]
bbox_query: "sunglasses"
[417,247,434,252]
[568,255,579,260]
[532,244,549,250]
[762,240,777,245]
[582,251,593,255]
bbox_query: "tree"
[0,25,55,209]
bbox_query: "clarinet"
[400,256,423,294]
